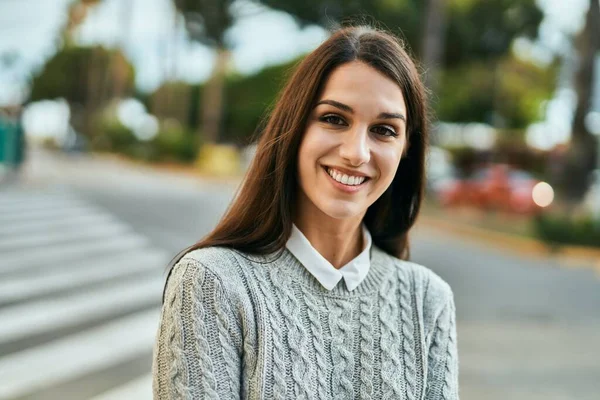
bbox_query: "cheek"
[377,143,404,180]
[296,130,322,186]
[297,127,331,171]
[370,147,404,198]
[297,131,315,172]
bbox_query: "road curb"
[91,152,244,186]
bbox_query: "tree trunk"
[200,47,230,143]
[112,0,134,99]
[420,0,448,96]
[563,0,600,201]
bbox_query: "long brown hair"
[164,24,429,291]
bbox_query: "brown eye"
[372,125,398,137]
[319,114,346,126]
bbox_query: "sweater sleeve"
[152,257,243,399]
[424,287,459,400]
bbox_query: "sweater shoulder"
[172,246,254,303]
[401,260,453,305]
[399,259,454,340]
[374,248,454,334]
[374,246,453,301]
[182,245,242,267]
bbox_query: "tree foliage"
[561,0,600,201]
[437,55,558,128]
[28,46,135,136]
[258,0,549,131]
[259,0,423,54]
[172,0,236,143]
[259,0,543,65]
[29,46,134,106]
[173,0,234,47]
[444,0,543,66]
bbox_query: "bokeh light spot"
[532,182,554,207]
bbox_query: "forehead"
[318,61,407,115]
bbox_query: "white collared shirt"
[285,223,372,291]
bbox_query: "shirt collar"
[285,223,372,291]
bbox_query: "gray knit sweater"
[152,244,459,399]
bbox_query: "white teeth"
[326,168,366,186]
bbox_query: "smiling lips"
[324,166,370,191]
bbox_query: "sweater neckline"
[254,244,396,297]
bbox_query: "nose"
[339,126,370,167]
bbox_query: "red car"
[436,164,550,214]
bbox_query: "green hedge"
[533,213,600,248]
[151,122,200,163]
[91,116,200,164]
[149,56,302,145]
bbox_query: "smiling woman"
[153,24,459,400]
[296,61,410,261]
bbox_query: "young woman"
[153,25,459,399]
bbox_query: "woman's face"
[296,61,408,223]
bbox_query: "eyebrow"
[315,99,406,122]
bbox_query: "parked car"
[436,164,552,215]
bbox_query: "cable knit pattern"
[189,264,219,399]
[442,299,458,399]
[213,284,241,396]
[158,261,187,399]
[303,290,329,399]
[398,267,417,400]
[328,298,355,399]
[269,267,314,399]
[424,278,459,400]
[250,264,288,399]
[152,245,459,399]
[378,275,403,400]
[358,296,375,399]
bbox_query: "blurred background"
[0,0,599,399]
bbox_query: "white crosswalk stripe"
[0,275,163,343]
[0,249,166,304]
[0,192,70,207]
[0,187,168,399]
[0,220,133,250]
[88,374,153,400]
[0,203,100,222]
[0,235,150,273]
[0,212,118,237]
[0,310,159,400]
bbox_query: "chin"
[317,199,365,220]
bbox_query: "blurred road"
[0,147,599,400]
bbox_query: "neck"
[293,199,365,269]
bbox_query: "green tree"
[443,0,542,66]
[260,0,542,65]
[562,0,600,201]
[259,0,422,52]
[28,46,135,139]
[259,0,547,126]
[437,55,558,129]
[420,0,449,93]
[173,0,235,143]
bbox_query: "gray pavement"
[0,147,599,399]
